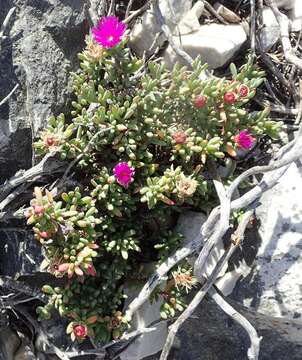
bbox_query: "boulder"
[129,0,193,57]
[163,23,247,70]
[259,7,280,51]
[130,0,247,70]
[0,0,89,182]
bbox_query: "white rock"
[121,283,167,360]
[163,24,247,70]
[260,7,280,50]
[274,0,297,9]
[289,1,302,31]
[252,161,302,320]
[129,0,192,57]
[177,211,228,279]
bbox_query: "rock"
[129,0,193,57]
[163,23,247,70]
[121,282,167,360]
[274,0,298,9]
[0,0,89,182]
[288,1,302,32]
[259,7,280,51]
[130,0,247,70]
[0,229,42,278]
[233,161,302,322]
[0,327,20,360]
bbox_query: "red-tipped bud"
[33,205,45,215]
[73,324,88,339]
[193,95,207,108]
[39,231,49,239]
[58,263,70,273]
[223,92,236,105]
[86,264,97,276]
[172,131,187,144]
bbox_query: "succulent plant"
[29,16,281,342]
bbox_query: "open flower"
[176,175,198,199]
[113,162,135,188]
[92,16,126,48]
[172,268,198,293]
[238,84,249,97]
[234,130,255,149]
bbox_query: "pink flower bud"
[39,231,49,239]
[58,263,70,273]
[193,95,207,108]
[34,205,45,215]
[86,264,97,276]
[223,92,236,104]
[172,131,187,144]
[73,324,88,339]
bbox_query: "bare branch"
[0,7,16,40]
[0,84,19,107]
[209,287,261,360]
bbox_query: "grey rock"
[233,161,302,323]
[0,0,89,182]
[129,0,193,57]
[0,229,42,278]
[259,7,280,51]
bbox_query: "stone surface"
[288,1,302,32]
[163,23,247,70]
[259,7,280,51]
[233,161,302,322]
[129,0,192,57]
[130,0,247,71]
[0,0,89,182]
[121,283,167,360]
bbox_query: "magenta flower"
[92,16,126,48]
[113,162,135,188]
[234,130,255,149]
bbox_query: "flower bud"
[73,324,88,340]
[172,131,187,144]
[34,205,45,215]
[223,92,236,105]
[193,95,207,108]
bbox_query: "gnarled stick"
[209,288,261,360]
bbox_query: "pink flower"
[92,16,126,48]
[113,162,135,188]
[234,130,255,149]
